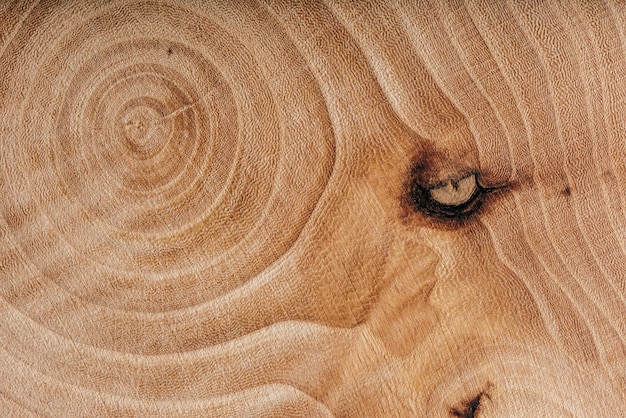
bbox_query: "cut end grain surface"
[1,1,626,416]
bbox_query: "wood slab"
[1,1,625,416]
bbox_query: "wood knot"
[402,149,493,225]
[410,171,485,219]
[449,388,491,418]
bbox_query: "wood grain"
[1,1,625,416]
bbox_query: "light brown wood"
[1,1,626,416]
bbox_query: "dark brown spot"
[167,47,173,56]
[561,186,571,197]
[450,392,484,418]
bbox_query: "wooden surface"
[1,1,626,416]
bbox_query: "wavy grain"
[1,1,625,416]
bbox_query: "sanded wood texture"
[1,1,626,416]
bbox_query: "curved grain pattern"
[1,1,625,416]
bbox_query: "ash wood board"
[1,1,625,416]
